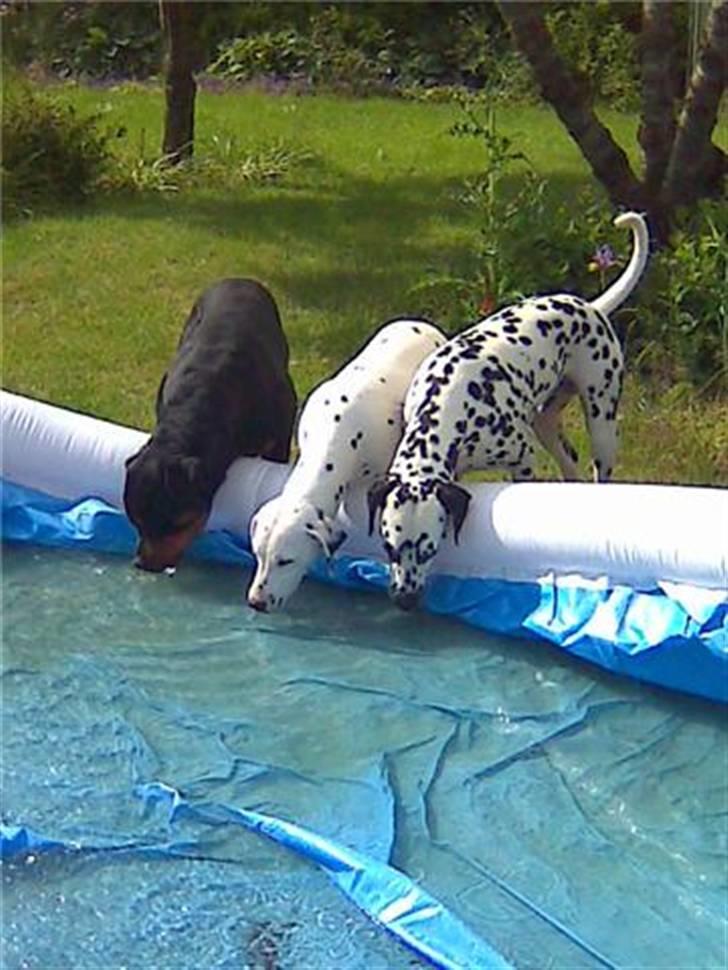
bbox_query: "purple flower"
[588,244,616,273]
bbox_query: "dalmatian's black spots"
[376,292,626,603]
[549,298,577,317]
[325,462,334,472]
[412,325,422,334]
[334,414,341,423]
[341,395,349,403]
[387,418,395,426]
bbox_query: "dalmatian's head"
[247,496,347,612]
[367,476,471,611]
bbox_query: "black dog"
[124,278,297,572]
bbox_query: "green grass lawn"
[3,84,726,485]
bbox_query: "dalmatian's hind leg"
[533,379,582,481]
[581,370,623,483]
[508,439,538,482]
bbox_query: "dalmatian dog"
[368,211,649,610]
[247,318,445,612]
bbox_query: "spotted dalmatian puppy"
[247,318,445,612]
[368,212,649,610]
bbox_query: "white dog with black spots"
[247,318,445,612]
[368,212,650,610]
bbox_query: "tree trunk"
[160,1,201,164]
[638,1,679,200]
[498,1,647,214]
[662,0,727,207]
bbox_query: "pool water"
[2,544,726,969]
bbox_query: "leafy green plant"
[546,2,640,109]
[635,203,728,390]
[209,30,309,82]
[107,127,315,196]
[409,95,613,327]
[2,78,116,217]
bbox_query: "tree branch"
[638,0,679,199]
[498,1,646,212]
[663,0,727,206]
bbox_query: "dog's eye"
[276,557,295,567]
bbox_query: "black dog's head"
[123,442,212,572]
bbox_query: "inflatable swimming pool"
[2,390,726,703]
[2,389,726,969]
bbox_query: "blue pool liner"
[1,783,514,970]
[2,478,725,704]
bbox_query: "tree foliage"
[498,0,727,242]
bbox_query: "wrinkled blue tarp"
[2,536,726,969]
[1,785,513,970]
[2,479,726,702]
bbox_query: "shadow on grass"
[71,164,597,345]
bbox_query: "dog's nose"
[248,596,269,613]
[392,589,420,612]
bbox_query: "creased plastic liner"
[2,479,725,703]
[1,783,513,970]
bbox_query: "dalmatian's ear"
[305,517,348,560]
[366,477,397,535]
[436,482,471,545]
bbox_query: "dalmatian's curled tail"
[591,212,649,317]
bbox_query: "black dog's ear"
[125,438,155,470]
[124,445,146,469]
[179,456,203,484]
[436,482,471,545]
[366,477,396,535]
[161,456,204,496]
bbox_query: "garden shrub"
[411,96,727,390]
[4,0,643,105]
[635,203,728,390]
[2,78,115,217]
[209,29,309,83]
[546,2,641,109]
[2,1,161,80]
